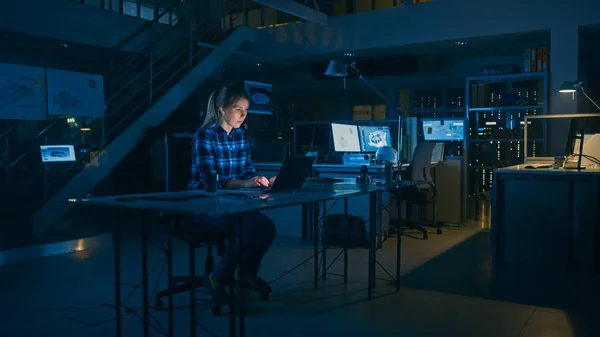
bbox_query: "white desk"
[492,164,600,272]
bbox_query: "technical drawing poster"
[47,69,105,117]
[0,63,47,120]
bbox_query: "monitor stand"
[343,152,371,165]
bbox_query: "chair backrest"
[410,142,436,182]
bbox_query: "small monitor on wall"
[40,145,76,163]
[331,123,361,152]
[422,118,465,141]
[244,80,272,115]
[358,126,392,152]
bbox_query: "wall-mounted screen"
[422,119,465,141]
[331,123,361,152]
[244,80,272,115]
[40,145,76,163]
[358,126,392,152]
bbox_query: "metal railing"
[5,0,185,170]
[40,0,249,198]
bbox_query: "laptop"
[239,156,315,193]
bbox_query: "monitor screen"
[40,145,76,163]
[358,126,392,152]
[422,119,465,141]
[244,80,272,115]
[331,123,361,152]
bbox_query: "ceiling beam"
[251,0,327,24]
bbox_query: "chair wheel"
[211,304,221,316]
[155,298,164,310]
[436,228,442,235]
[422,233,428,240]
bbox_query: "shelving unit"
[412,87,466,119]
[465,72,548,195]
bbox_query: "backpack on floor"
[322,214,369,248]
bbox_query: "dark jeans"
[196,211,276,281]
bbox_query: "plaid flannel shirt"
[187,123,256,190]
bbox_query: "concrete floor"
[0,223,598,337]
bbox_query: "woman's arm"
[240,133,257,181]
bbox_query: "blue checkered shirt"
[188,123,256,190]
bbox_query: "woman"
[188,84,276,297]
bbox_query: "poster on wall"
[0,63,47,120]
[244,80,272,115]
[46,69,105,118]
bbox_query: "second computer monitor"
[422,119,465,141]
[331,123,361,152]
[358,126,392,152]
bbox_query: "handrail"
[9,119,61,168]
[5,0,249,195]
[106,2,206,104]
[0,123,16,142]
[2,1,186,171]
[46,8,242,191]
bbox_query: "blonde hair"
[202,84,249,126]
[202,90,219,126]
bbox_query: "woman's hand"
[241,176,270,187]
[268,176,276,186]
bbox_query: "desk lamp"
[324,60,404,183]
[559,81,600,111]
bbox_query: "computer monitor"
[331,123,361,152]
[572,132,600,167]
[564,118,580,157]
[40,145,76,163]
[422,119,465,141]
[358,126,392,152]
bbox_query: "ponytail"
[202,90,219,126]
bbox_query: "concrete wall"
[256,0,600,115]
[257,0,600,58]
[1,0,174,52]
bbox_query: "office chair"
[394,142,443,240]
[155,215,229,315]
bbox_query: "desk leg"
[321,201,327,282]
[313,202,319,290]
[227,216,236,336]
[368,192,377,299]
[113,224,122,337]
[189,237,197,337]
[141,214,150,337]
[237,215,246,337]
[166,217,174,337]
[343,197,349,285]
[396,189,403,292]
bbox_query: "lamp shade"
[559,81,578,93]
[324,60,348,77]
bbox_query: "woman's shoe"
[239,273,272,301]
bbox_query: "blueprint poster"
[47,69,105,118]
[0,63,47,120]
[245,80,272,115]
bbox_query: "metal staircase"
[30,1,258,234]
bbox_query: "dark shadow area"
[399,230,600,337]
